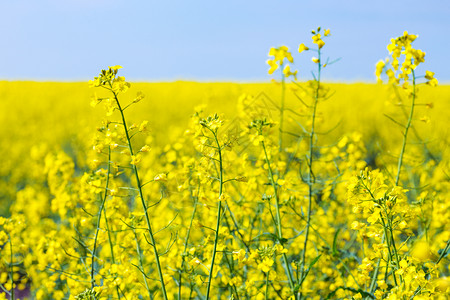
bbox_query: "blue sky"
[1,0,449,82]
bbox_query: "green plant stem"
[395,70,416,186]
[388,219,401,279]
[261,140,296,294]
[379,214,399,286]
[299,48,321,299]
[134,229,153,299]
[436,239,450,265]
[103,207,121,299]
[368,241,383,294]
[205,129,224,300]
[100,146,121,299]
[178,176,200,300]
[112,88,168,300]
[91,146,111,289]
[361,180,400,287]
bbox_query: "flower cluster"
[376,31,438,88]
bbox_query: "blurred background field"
[1,81,449,215]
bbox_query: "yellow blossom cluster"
[376,31,438,88]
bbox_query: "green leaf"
[332,228,341,256]
[298,254,322,286]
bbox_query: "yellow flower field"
[0,29,449,299]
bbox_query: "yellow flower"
[312,57,320,63]
[351,221,365,230]
[398,220,408,229]
[312,33,325,48]
[277,178,286,186]
[268,47,276,56]
[419,116,430,123]
[112,76,131,93]
[424,70,435,80]
[0,231,8,245]
[377,280,388,290]
[154,173,167,182]
[130,154,141,165]
[109,65,123,71]
[139,145,151,152]
[316,39,325,49]
[312,33,321,42]
[232,249,246,262]
[283,65,291,77]
[375,60,386,82]
[275,244,288,253]
[90,93,102,107]
[432,277,450,293]
[267,45,294,73]
[189,257,201,266]
[411,241,432,262]
[133,91,145,103]
[257,257,274,273]
[298,43,309,53]
[88,77,101,88]
[139,120,149,132]
[267,59,278,74]
[427,77,438,87]
[283,65,298,79]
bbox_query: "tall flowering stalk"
[376,32,437,185]
[294,27,331,299]
[348,32,442,299]
[89,66,168,300]
[196,114,225,299]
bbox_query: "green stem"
[261,140,296,294]
[133,229,153,299]
[388,219,401,280]
[178,176,200,300]
[299,47,321,298]
[100,149,121,300]
[368,244,382,294]
[379,214,398,286]
[361,180,399,286]
[91,145,111,289]
[205,129,224,300]
[395,70,416,186]
[112,89,168,300]
[103,206,121,299]
[436,239,450,265]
